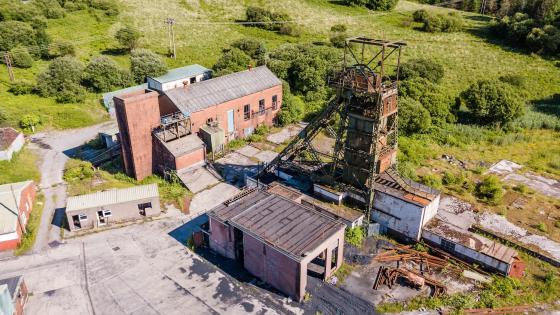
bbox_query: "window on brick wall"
[244,104,250,120]
[272,95,278,110]
[259,99,265,115]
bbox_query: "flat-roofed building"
[208,187,346,302]
[0,181,36,251]
[65,184,160,231]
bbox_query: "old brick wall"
[115,90,161,180]
[189,85,282,141]
[174,147,205,170]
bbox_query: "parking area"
[0,218,303,315]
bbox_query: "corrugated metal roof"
[149,64,211,84]
[0,181,33,235]
[424,219,518,264]
[165,66,282,115]
[209,189,345,260]
[374,170,440,207]
[66,184,159,212]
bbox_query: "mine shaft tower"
[259,37,406,219]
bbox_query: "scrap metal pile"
[372,244,491,297]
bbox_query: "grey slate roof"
[165,66,282,116]
[66,184,159,212]
[148,64,211,84]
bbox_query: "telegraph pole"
[3,52,14,82]
[165,17,176,59]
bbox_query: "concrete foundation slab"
[236,145,261,157]
[189,182,240,216]
[503,172,560,199]
[177,166,221,193]
[214,152,258,185]
[487,160,523,175]
[266,123,306,144]
[254,150,278,163]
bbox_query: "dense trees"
[400,58,445,83]
[459,80,525,126]
[83,56,132,92]
[245,6,299,36]
[36,56,87,103]
[399,97,432,134]
[212,48,252,76]
[412,10,464,33]
[0,21,38,51]
[231,38,267,63]
[130,49,167,83]
[10,46,33,68]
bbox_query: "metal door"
[227,109,235,133]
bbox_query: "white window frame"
[78,214,88,221]
[103,210,112,217]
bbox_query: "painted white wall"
[313,184,344,204]
[0,133,24,161]
[422,194,440,225]
[371,191,425,241]
[0,231,18,242]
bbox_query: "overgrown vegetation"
[343,0,399,11]
[15,193,44,256]
[0,148,40,184]
[413,10,465,32]
[345,226,365,247]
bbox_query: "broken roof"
[424,219,518,264]
[374,168,440,207]
[66,184,159,212]
[0,181,33,235]
[0,128,21,151]
[158,134,205,158]
[165,66,282,115]
[209,189,345,261]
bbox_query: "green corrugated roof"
[149,64,211,84]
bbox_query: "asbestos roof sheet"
[164,66,282,115]
[209,189,345,260]
[0,181,33,235]
[0,128,21,151]
[66,184,159,212]
[424,219,518,264]
[149,64,211,84]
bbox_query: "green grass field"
[1,0,559,133]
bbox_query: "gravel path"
[28,121,116,252]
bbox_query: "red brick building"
[0,181,36,251]
[115,66,282,180]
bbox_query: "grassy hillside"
[1,0,558,132]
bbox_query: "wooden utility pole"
[165,17,176,59]
[3,53,14,82]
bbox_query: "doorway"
[233,227,244,265]
[227,109,235,134]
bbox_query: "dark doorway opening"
[71,215,82,229]
[307,250,326,279]
[233,227,244,265]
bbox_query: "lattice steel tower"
[258,37,406,219]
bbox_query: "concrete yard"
[266,123,306,144]
[0,218,303,315]
[189,182,240,216]
[177,165,221,193]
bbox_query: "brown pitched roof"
[0,128,21,150]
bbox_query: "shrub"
[460,80,525,126]
[344,0,399,11]
[48,40,76,57]
[245,6,290,32]
[231,38,267,61]
[130,49,167,83]
[537,222,548,233]
[331,24,347,32]
[63,160,94,182]
[398,97,432,134]
[330,33,347,48]
[213,48,252,76]
[278,91,305,125]
[475,175,504,204]
[0,21,36,51]
[278,24,300,36]
[10,46,33,68]
[33,0,65,19]
[442,171,458,185]
[115,25,141,51]
[498,74,527,88]
[400,58,445,83]
[412,9,428,22]
[421,173,442,189]
[83,56,132,92]
[8,80,34,95]
[36,56,86,102]
[421,12,464,33]
[19,114,41,131]
[345,226,365,247]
